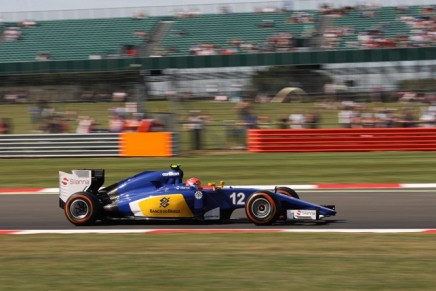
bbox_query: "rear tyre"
[65,192,102,226]
[245,191,280,226]
[276,187,300,199]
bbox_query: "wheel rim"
[251,197,272,219]
[69,199,90,220]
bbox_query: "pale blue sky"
[1,0,266,12]
[0,0,430,14]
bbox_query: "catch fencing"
[248,128,436,152]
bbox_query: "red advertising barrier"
[247,128,436,152]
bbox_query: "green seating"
[0,17,159,62]
[159,11,318,56]
[0,5,430,62]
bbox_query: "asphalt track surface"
[1,190,435,230]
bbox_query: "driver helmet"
[186,177,202,189]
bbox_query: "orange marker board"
[120,132,173,157]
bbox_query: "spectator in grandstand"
[267,32,294,52]
[189,43,218,56]
[235,100,252,121]
[259,20,275,28]
[133,30,149,40]
[370,87,383,102]
[19,20,37,27]
[288,12,314,24]
[398,92,418,103]
[289,110,305,129]
[137,118,166,132]
[350,108,363,128]
[421,6,434,14]
[28,105,42,129]
[185,110,208,150]
[396,108,417,128]
[132,11,148,19]
[219,6,232,14]
[46,114,67,133]
[235,100,258,129]
[175,9,201,19]
[108,115,125,133]
[237,41,256,53]
[277,115,289,129]
[123,114,140,132]
[361,10,376,18]
[305,109,321,129]
[171,29,188,37]
[373,108,395,128]
[338,104,355,128]
[319,3,332,15]
[112,91,128,102]
[395,6,410,14]
[35,52,51,61]
[123,45,138,57]
[319,4,352,17]
[398,15,436,47]
[323,82,337,101]
[0,117,12,134]
[256,116,273,129]
[359,106,376,128]
[76,116,94,134]
[419,108,435,127]
[3,26,21,41]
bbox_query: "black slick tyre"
[245,191,280,226]
[276,186,300,199]
[65,192,102,226]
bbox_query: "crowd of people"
[155,3,435,57]
[320,3,436,50]
[229,98,436,131]
[21,101,167,134]
[337,103,436,129]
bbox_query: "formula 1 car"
[59,165,336,226]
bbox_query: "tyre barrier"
[0,132,174,157]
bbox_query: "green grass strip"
[1,152,436,188]
[1,233,436,290]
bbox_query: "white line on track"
[2,229,435,235]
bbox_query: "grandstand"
[330,5,432,49]
[0,16,160,62]
[0,3,433,61]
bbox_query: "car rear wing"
[59,169,104,204]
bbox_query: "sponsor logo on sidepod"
[160,197,170,208]
[62,177,69,186]
[149,197,182,214]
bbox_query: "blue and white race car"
[59,164,336,226]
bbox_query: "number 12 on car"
[230,192,246,205]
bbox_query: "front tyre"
[276,186,300,199]
[65,192,102,226]
[245,191,280,226]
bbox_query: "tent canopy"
[271,87,307,103]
